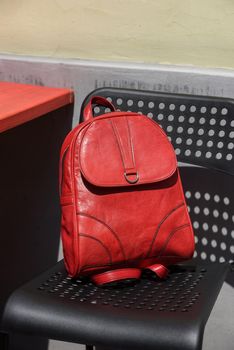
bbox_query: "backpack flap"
[79,114,177,187]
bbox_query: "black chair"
[1,88,233,350]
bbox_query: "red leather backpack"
[60,96,194,285]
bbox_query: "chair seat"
[1,260,228,350]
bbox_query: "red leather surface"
[147,264,169,279]
[80,114,177,187]
[60,97,195,281]
[91,268,142,285]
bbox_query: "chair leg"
[0,333,9,350]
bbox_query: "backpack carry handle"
[83,96,116,122]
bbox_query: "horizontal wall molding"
[1,54,234,124]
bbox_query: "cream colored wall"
[0,0,234,69]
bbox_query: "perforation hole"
[117,98,123,105]
[190,105,196,112]
[211,239,217,248]
[223,197,230,205]
[214,194,220,202]
[199,117,206,125]
[211,107,217,114]
[179,105,186,112]
[148,101,154,108]
[226,154,233,161]
[202,223,209,231]
[216,153,222,160]
[212,225,218,233]
[229,131,234,139]
[195,151,202,157]
[185,149,191,156]
[217,141,224,149]
[188,127,194,135]
[201,252,207,260]
[208,129,215,136]
[210,254,216,262]
[167,126,173,133]
[147,112,153,118]
[178,115,185,123]
[177,126,184,134]
[228,142,234,150]
[207,141,213,148]
[218,130,225,138]
[205,152,212,159]
[222,212,229,220]
[127,99,133,107]
[194,192,201,200]
[196,139,203,146]
[189,116,195,124]
[169,104,176,111]
[175,148,181,155]
[158,114,164,121]
[194,206,200,214]
[138,100,144,107]
[176,137,182,144]
[220,119,227,126]
[198,129,204,136]
[203,207,210,215]
[168,114,174,121]
[159,103,165,110]
[221,108,228,115]
[200,106,207,113]
[220,242,227,251]
[94,106,100,114]
[186,138,193,145]
[209,118,216,125]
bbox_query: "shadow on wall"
[0,104,73,350]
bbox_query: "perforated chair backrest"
[81,88,234,285]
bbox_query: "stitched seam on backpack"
[156,223,190,258]
[77,212,126,260]
[126,116,136,170]
[109,119,126,170]
[146,202,185,257]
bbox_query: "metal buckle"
[124,171,139,184]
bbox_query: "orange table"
[0,82,74,348]
[0,81,73,133]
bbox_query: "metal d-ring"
[124,171,139,184]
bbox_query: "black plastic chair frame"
[1,87,234,350]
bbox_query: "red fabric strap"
[146,264,169,279]
[91,268,142,285]
[83,96,116,122]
